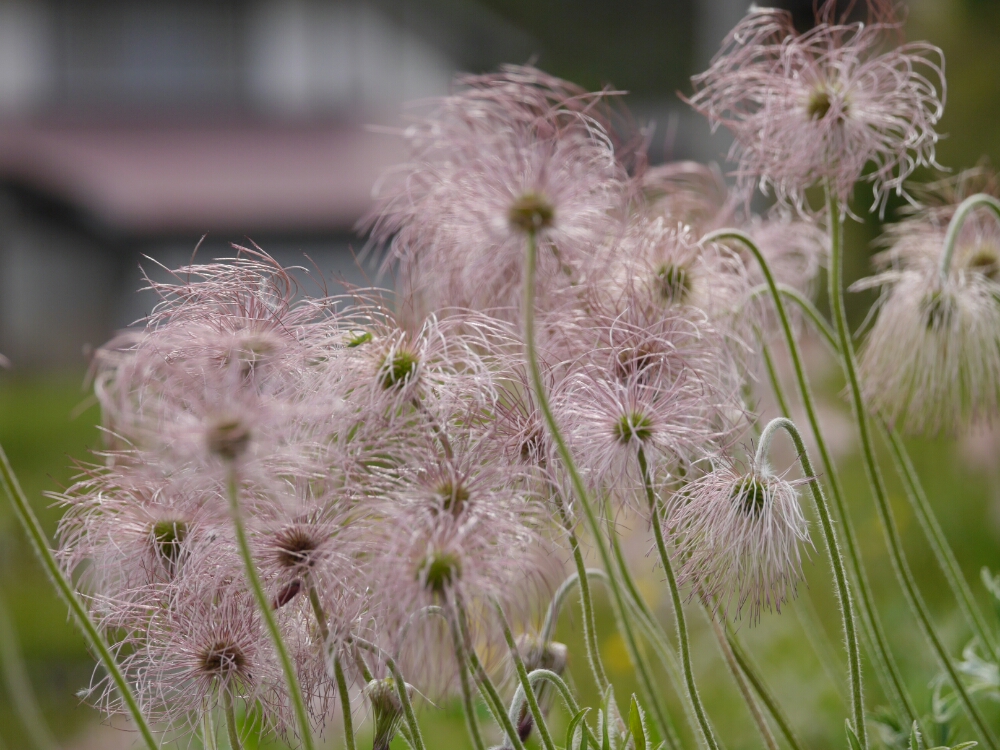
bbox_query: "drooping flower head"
[855,192,1000,434]
[688,1,945,212]
[670,454,812,623]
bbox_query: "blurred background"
[1,0,999,747]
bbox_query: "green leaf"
[910,721,923,750]
[566,708,591,750]
[951,743,979,750]
[601,708,611,750]
[846,721,864,750]
[629,695,648,750]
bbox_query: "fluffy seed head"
[671,457,811,623]
[856,209,1000,433]
[688,3,945,211]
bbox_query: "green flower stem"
[223,688,243,750]
[724,627,806,750]
[553,560,691,750]
[792,589,851,706]
[637,447,720,750]
[0,445,160,750]
[825,189,999,750]
[495,603,557,750]
[884,425,1000,662]
[349,636,426,750]
[453,600,527,750]
[306,583,357,750]
[759,333,794,419]
[777,282,1000,712]
[939,194,1000,280]
[225,467,314,750]
[708,615,779,750]
[754,418,866,747]
[756,298,916,723]
[704,227,916,727]
[445,602,487,750]
[201,701,219,750]
[522,230,677,745]
[0,589,58,750]
[516,669,600,747]
[606,528,689,749]
[550,490,609,693]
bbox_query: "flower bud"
[365,677,411,750]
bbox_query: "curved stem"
[708,615,779,750]
[306,583,357,750]
[225,467,314,750]
[445,601,486,750]
[551,493,609,692]
[223,689,243,750]
[201,701,219,750]
[521,230,676,743]
[825,190,998,750]
[757,295,917,724]
[638,448,720,750]
[495,603,557,750]
[606,529,689,747]
[350,637,426,750]
[514,669,600,747]
[882,426,1000,661]
[725,628,806,750]
[754,418,866,747]
[0,446,160,750]
[939,194,1000,280]
[453,600,526,750]
[704,227,916,727]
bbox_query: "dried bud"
[272,579,304,609]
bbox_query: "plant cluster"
[4,2,1000,749]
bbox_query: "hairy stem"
[709,615,779,750]
[755,418,866,748]
[550,491,609,692]
[521,229,677,745]
[638,447,720,750]
[453,600,526,750]
[825,189,998,750]
[606,529,689,748]
[0,446,159,750]
[225,467,314,750]
[306,584,357,750]
[704,227,916,727]
[883,425,1000,662]
[495,602,557,750]
[223,688,242,750]
[939,194,1000,280]
[350,637,426,750]
[445,602,486,750]
[725,628,806,750]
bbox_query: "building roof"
[0,121,406,234]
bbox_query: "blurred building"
[0,0,743,368]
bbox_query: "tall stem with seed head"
[825,188,998,750]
